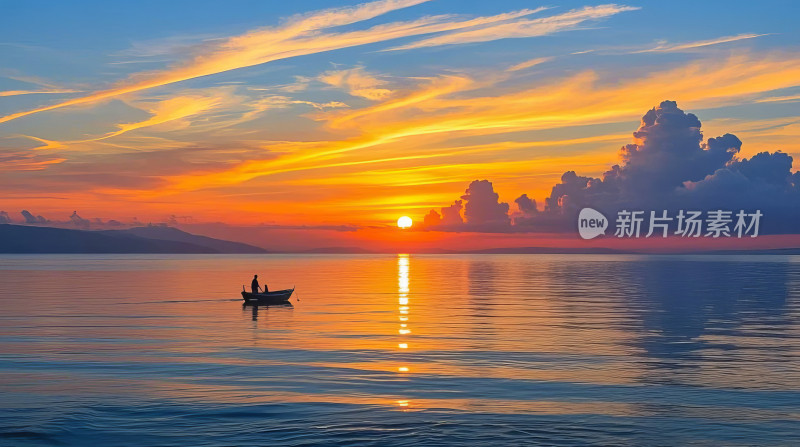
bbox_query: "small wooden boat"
[241,286,294,305]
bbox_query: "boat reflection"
[243,302,293,321]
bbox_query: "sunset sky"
[2,1,800,250]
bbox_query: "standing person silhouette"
[251,275,260,294]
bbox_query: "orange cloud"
[0,2,606,127]
[0,150,66,171]
[0,0,431,125]
[135,52,800,219]
[9,38,800,228]
[88,95,223,143]
[0,2,639,128]
[21,94,224,152]
[319,67,393,100]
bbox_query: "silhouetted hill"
[299,246,377,254]
[0,224,266,254]
[460,247,800,255]
[692,248,800,255]
[463,247,626,254]
[106,225,265,253]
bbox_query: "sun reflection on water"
[396,254,412,406]
[397,254,410,354]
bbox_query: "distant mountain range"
[297,246,800,255]
[2,224,799,254]
[0,224,266,253]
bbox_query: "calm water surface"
[1,254,799,446]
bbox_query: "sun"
[397,216,412,229]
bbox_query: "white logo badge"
[578,208,608,240]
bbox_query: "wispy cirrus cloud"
[508,56,553,72]
[19,86,350,154]
[0,89,81,97]
[319,66,393,100]
[87,95,224,143]
[0,0,431,125]
[0,1,639,126]
[149,52,800,199]
[0,150,65,171]
[386,4,638,51]
[634,33,769,53]
[755,93,800,103]
[0,74,82,97]
[19,93,225,152]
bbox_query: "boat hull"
[241,288,294,304]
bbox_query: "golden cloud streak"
[387,4,638,51]
[0,1,608,126]
[0,0,431,125]
[635,33,769,53]
[20,94,223,152]
[144,52,800,197]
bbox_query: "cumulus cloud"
[441,199,464,226]
[0,210,192,230]
[422,101,800,234]
[423,180,511,230]
[20,210,48,224]
[461,180,510,226]
[70,211,91,228]
[512,194,539,225]
[676,151,800,232]
[423,209,441,226]
[515,194,537,213]
[167,214,193,225]
[538,101,744,213]
[541,101,794,215]
[6,209,144,228]
[419,199,464,229]
[537,101,800,233]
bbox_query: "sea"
[0,254,799,446]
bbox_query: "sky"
[2,0,800,251]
